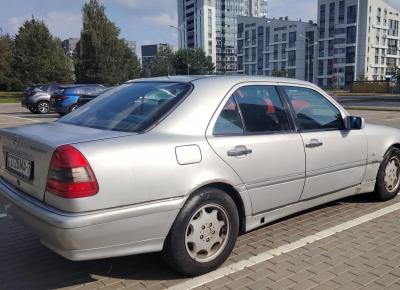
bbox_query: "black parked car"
[21,84,61,114]
[50,84,105,116]
[77,87,114,107]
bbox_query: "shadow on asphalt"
[0,220,182,289]
[0,193,381,289]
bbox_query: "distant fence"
[351,81,390,93]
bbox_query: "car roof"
[126,75,314,87]
[59,84,104,89]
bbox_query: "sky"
[0,0,400,56]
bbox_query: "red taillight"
[46,145,99,198]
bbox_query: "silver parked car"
[1,76,400,276]
[21,83,61,114]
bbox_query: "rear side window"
[213,97,244,135]
[213,85,290,135]
[40,85,50,92]
[83,86,103,94]
[59,82,192,132]
[283,86,344,131]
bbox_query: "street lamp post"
[170,25,190,76]
[299,34,317,83]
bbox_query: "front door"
[207,84,305,214]
[281,85,367,200]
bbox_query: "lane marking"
[169,201,400,290]
[0,115,43,123]
[0,213,7,218]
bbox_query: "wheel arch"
[389,143,400,152]
[184,182,248,234]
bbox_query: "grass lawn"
[0,91,21,103]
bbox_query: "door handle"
[227,145,253,157]
[305,139,323,148]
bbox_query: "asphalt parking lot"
[3,104,400,290]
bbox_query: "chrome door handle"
[305,139,323,148]
[227,145,253,157]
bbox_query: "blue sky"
[1,0,399,56]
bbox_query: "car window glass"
[40,85,49,92]
[50,85,59,93]
[59,82,192,132]
[283,86,344,131]
[213,96,244,135]
[234,86,289,133]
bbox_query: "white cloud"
[142,12,177,27]
[105,0,176,11]
[8,11,81,39]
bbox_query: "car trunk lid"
[0,122,132,201]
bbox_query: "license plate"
[6,153,33,180]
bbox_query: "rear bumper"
[0,178,183,261]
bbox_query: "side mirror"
[345,116,365,130]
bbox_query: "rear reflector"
[46,145,99,198]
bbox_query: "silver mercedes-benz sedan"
[1,76,400,276]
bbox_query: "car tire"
[28,106,37,113]
[69,104,78,112]
[36,101,50,114]
[374,147,400,201]
[162,187,239,277]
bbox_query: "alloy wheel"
[185,203,230,263]
[384,156,400,193]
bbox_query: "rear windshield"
[59,82,192,133]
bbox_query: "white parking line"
[0,213,7,218]
[168,201,400,290]
[0,115,42,123]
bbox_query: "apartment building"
[237,16,318,82]
[177,0,268,74]
[317,0,400,87]
[141,43,174,77]
[61,38,79,57]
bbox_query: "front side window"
[283,86,344,131]
[213,86,290,135]
[60,82,192,132]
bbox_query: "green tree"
[75,0,141,85]
[0,29,16,90]
[152,46,175,77]
[13,18,73,86]
[173,48,215,75]
[271,69,288,77]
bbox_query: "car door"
[281,85,367,200]
[207,84,306,214]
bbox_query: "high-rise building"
[237,16,318,82]
[61,38,79,57]
[317,0,400,87]
[177,0,268,74]
[141,43,174,77]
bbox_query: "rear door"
[207,84,305,214]
[281,85,367,200]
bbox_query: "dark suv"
[50,84,105,116]
[21,84,61,114]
